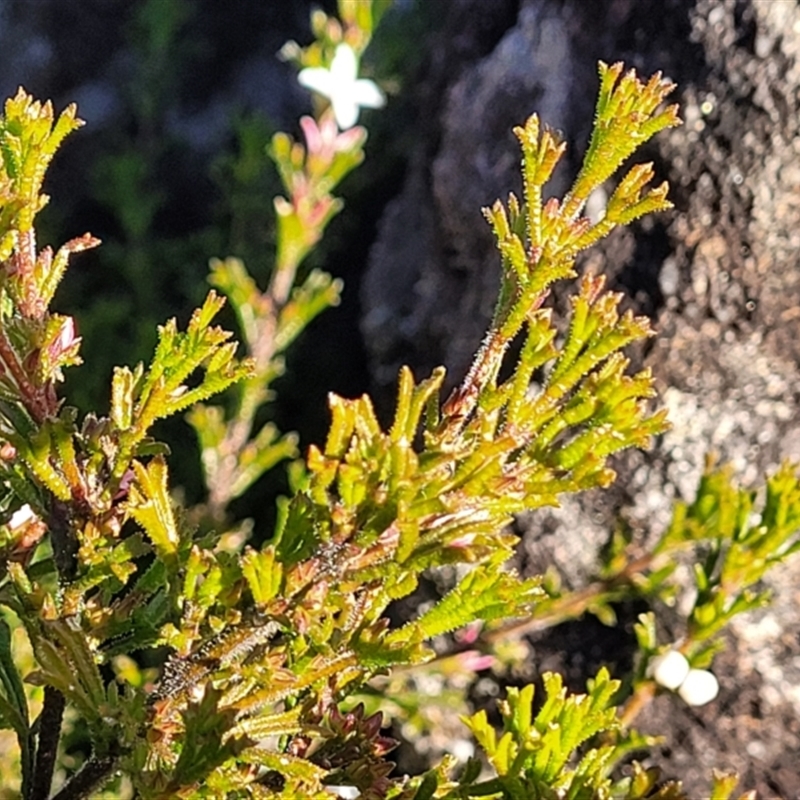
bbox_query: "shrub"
[0,4,797,798]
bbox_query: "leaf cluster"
[660,459,800,659]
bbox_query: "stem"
[47,499,78,580]
[439,270,555,443]
[440,327,508,440]
[485,550,657,643]
[14,229,44,319]
[0,325,50,423]
[268,262,296,308]
[49,754,118,800]
[618,680,657,729]
[30,686,65,800]
[206,278,284,517]
[484,583,616,643]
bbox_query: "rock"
[362,0,800,794]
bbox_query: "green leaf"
[275,269,342,353]
[0,617,31,790]
[110,363,142,431]
[241,546,284,605]
[566,62,680,218]
[169,686,245,789]
[404,567,542,640]
[113,291,253,476]
[412,771,439,800]
[238,746,328,787]
[708,771,743,800]
[231,705,303,740]
[531,669,619,781]
[9,421,71,501]
[274,492,324,566]
[127,456,180,562]
[338,0,393,40]
[0,89,83,234]
[353,622,429,670]
[27,618,107,737]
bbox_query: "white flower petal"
[353,79,385,109]
[325,787,360,799]
[329,43,359,83]
[298,67,333,96]
[330,95,360,129]
[677,669,719,706]
[649,650,690,691]
[8,504,36,530]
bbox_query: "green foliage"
[0,90,83,241]
[186,106,358,519]
[465,671,619,784]
[663,460,800,643]
[0,615,32,794]
[0,5,794,797]
[411,668,706,800]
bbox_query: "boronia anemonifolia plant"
[0,4,798,798]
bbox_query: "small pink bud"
[455,621,482,645]
[457,650,496,673]
[56,316,77,351]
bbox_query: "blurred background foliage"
[0,0,428,531]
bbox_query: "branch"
[30,686,65,800]
[49,753,118,800]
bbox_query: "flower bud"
[677,668,719,706]
[649,650,690,690]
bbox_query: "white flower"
[298,43,385,129]
[677,668,719,707]
[324,787,360,799]
[649,650,690,691]
[8,504,36,530]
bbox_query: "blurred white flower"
[8,504,36,530]
[649,650,690,691]
[298,43,385,130]
[677,668,719,707]
[324,787,360,799]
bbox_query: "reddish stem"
[0,325,50,423]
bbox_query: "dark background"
[0,0,405,519]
